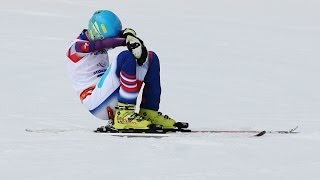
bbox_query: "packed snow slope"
[1,0,320,179]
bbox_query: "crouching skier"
[66,10,177,130]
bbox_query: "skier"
[66,10,176,130]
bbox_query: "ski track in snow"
[1,0,320,179]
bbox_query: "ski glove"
[120,28,137,38]
[126,35,148,66]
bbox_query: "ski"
[25,126,299,138]
[97,125,299,134]
[94,126,266,137]
[94,125,299,137]
[179,126,299,136]
[186,126,299,134]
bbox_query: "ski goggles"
[88,21,104,41]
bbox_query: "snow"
[1,0,320,179]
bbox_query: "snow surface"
[1,0,320,179]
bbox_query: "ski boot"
[113,103,152,130]
[139,108,176,129]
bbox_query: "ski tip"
[290,126,299,133]
[255,131,266,137]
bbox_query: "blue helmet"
[88,10,122,41]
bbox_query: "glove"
[126,35,148,66]
[120,28,137,38]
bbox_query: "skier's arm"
[74,38,126,53]
[67,30,126,63]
